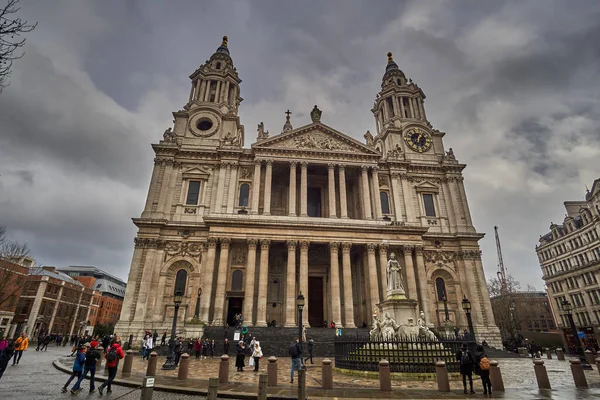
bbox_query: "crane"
[495,226,509,294]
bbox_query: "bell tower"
[372,53,440,160]
[172,36,244,148]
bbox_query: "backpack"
[460,351,471,367]
[107,347,118,363]
[289,342,299,358]
[479,357,490,371]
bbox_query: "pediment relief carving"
[182,166,212,178]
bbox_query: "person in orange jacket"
[12,332,28,366]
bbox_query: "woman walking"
[251,341,263,372]
[193,338,202,360]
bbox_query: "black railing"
[334,334,475,373]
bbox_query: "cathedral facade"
[116,37,501,346]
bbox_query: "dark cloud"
[1,0,598,290]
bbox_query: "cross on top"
[285,110,292,118]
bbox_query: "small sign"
[577,331,584,339]
[234,331,240,341]
[145,377,155,387]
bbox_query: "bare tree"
[0,224,30,259]
[0,225,35,307]
[0,0,37,93]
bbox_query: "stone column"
[242,239,258,326]
[409,97,416,119]
[367,244,380,309]
[251,161,261,214]
[204,80,211,101]
[255,240,271,327]
[284,241,297,327]
[400,174,416,222]
[300,162,308,217]
[361,166,372,219]
[26,279,48,336]
[263,160,273,215]
[457,178,474,227]
[226,164,238,214]
[378,244,389,301]
[399,97,405,118]
[198,80,206,102]
[390,173,404,221]
[328,163,337,218]
[419,98,426,120]
[402,246,418,301]
[371,167,382,219]
[299,240,309,327]
[199,238,218,322]
[212,238,231,322]
[215,163,228,213]
[215,81,221,103]
[441,178,457,229]
[338,165,348,218]
[341,243,355,327]
[415,246,431,323]
[288,162,297,216]
[329,242,342,327]
[48,285,64,333]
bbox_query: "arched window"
[216,62,221,69]
[231,270,243,291]
[435,277,446,301]
[380,192,390,215]
[239,183,250,207]
[174,269,187,295]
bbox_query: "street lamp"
[442,294,450,322]
[162,289,184,370]
[297,291,305,346]
[561,299,592,370]
[194,288,202,319]
[461,295,475,342]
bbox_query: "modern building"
[536,178,600,348]
[57,266,126,327]
[116,37,501,346]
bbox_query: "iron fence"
[334,334,475,373]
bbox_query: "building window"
[238,183,250,207]
[435,277,446,301]
[174,269,187,295]
[186,181,201,205]
[380,192,390,215]
[216,62,221,70]
[423,194,436,217]
[231,270,243,291]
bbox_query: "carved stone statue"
[163,127,176,142]
[310,105,322,123]
[387,143,402,159]
[364,130,374,146]
[380,312,399,340]
[417,311,437,341]
[386,252,405,295]
[257,122,269,140]
[445,147,456,161]
[223,131,240,146]
[369,314,382,341]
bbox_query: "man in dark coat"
[235,341,245,372]
[304,338,314,364]
[456,343,475,394]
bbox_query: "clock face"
[404,128,432,153]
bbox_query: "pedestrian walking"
[474,344,492,395]
[223,338,230,355]
[289,337,302,384]
[143,335,153,360]
[304,338,314,364]
[98,338,125,396]
[251,341,263,372]
[161,331,167,346]
[153,330,158,346]
[235,340,245,372]
[0,336,14,380]
[210,339,216,359]
[36,332,44,351]
[70,342,101,394]
[12,332,28,366]
[61,343,87,392]
[456,343,475,394]
[174,338,183,366]
[193,338,202,359]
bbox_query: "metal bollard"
[584,350,595,366]
[489,360,505,392]
[140,376,155,400]
[556,348,565,361]
[258,374,268,400]
[178,353,189,380]
[218,354,229,384]
[321,358,333,389]
[546,348,552,360]
[207,377,219,400]
[96,346,104,370]
[146,352,158,377]
[379,359,392,391]
[596,357,600,376]
[122,350,134,375]
[267,356,277,387]
[298,368,307,400]
[533,359,551,389]
[435,361,450,392]
[569,358,588,388]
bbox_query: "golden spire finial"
[387,52,393,62]
[222,36,228,47]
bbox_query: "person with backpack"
[70,341,101,394]
[474,344,492,395]
[98,338,125,396]
[456,343,475,394]
[304,338,314,365]
[289,337,302,384]
[62,343,87,392]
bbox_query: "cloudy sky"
[1,0,599,290]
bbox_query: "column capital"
[371,166,379,173]
[254,159,262,166]
[265,159,273,166]
[379,243,389,253]
[328,163,335,170]
[299,240,310,251]
[220,238,231,249]
[300,161,308,168]
[247,238,258,248]
[260,239,271,249]
[337,164,346,171]
[286,240,297,250]
[207,237,218,248]
[329,242,340,252]
[366,243,377,253]
[414,245,424,255]
[361,165,369,172]
[341,242,352,253]
[289,161,298,167]
[401,244,414,255]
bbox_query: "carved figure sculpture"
[364,130,374,146]
[163,127,176,142]
[380,312,398,340]
[369,314,382,341]
[257,122,269,140]
[445,147,456,160]
[417,311,437,341]
[386,253,405,295]
[310,105,322,122]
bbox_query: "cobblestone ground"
[0,345,205,400]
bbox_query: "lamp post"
[461,295,475,342]
[442,294,450,322]
[162,289,183,370]
[561,299,592,370]
[297,291,305,347]
[194,288,202,319]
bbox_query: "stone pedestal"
[378,298,418,326]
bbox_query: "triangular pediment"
[182,166,211,177]
[252,122,380,156]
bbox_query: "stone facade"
[115,38,501,346]
[536,178,600,347]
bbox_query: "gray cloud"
[1,0,599,291]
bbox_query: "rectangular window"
[186,181,201,205]
[422,194,436,217]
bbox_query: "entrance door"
[307,188,322,217]
[226,298,243,326]
[308,277,324,327]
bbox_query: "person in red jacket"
[98,338,125,396]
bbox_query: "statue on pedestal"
[386,253,405,296]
